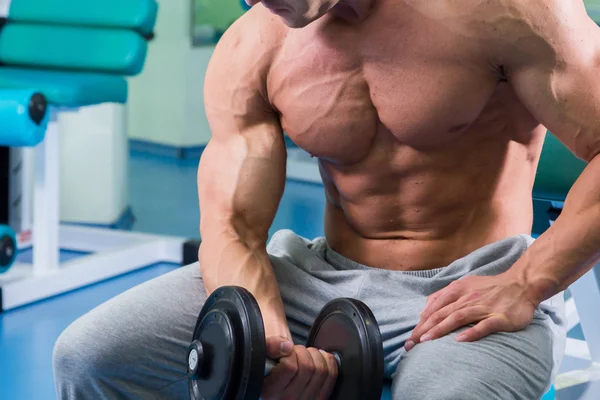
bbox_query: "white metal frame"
[560,269,600,371]
[286,147,600,382]
[0,108,185,312]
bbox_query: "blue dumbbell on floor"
[0,225,17,274]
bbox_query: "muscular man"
[53,0,600,398]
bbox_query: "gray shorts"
[53,230,566,400]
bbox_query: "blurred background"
[50,0,322,240]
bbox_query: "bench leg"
[33,110,59,275]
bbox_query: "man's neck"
[331,0,375,23]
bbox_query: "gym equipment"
[0,225,17,274]
[0,147,26,242]
[0,0,180,314]
[306,297,385,400]
[187,286,384,400]
[532,133,600,378]
[534,134,586,202]
[183,239,202,266]
[241,0,252,11]
[0,89,48,147]
[0,24,148,75]
[3,0,158,38]
[0,68,127,107]
[187,286,266,400]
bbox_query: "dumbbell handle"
[264,352,342,376]
[264,358,277,376]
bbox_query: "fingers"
[409,302,462,345]
[266,336,294,359]
[420,282,463,322]
[281,346,315,398]
[406,284,464,351]
[406,275,535,350]
[420,306,486,343]
[317,350,339,400]
[262,345,339,400]
[262,351,299,398]
[424,291,441,311]
[299,348,329,400]
[456,317,506,342]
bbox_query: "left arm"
[407,0,600,349]
[502,4,600,304]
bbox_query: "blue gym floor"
[0,149,598,399]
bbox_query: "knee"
[53,323,91,382]
[53,319,120,385]
[391,333,553,400]
[391,361,481,400]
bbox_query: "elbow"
[578,144,600,162]
[585,147,600,163]
[576,135,600,162]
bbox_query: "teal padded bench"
[0,89,48,146]
[0,67,127,107]
[4,0,158,37]
[0,24,149,75]
[534,133,586,202]
[0,0,188,325]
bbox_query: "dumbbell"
[0,225,17,274]
[187,286,384,400]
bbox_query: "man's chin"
[282,20,309,28]
[278,16,314,29]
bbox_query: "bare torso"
[252,0,548,271]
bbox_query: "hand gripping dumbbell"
[187,286,385,400]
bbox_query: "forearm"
[199,230,275,296]
[199,231,291,339]
[507,155,600,305]
[197,130,290,338]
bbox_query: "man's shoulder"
[454,0,594,66]
[205,6,286,114]
[218,6,286,65]
[456,0,571,20]
[462,0,587,38]
[403,0,554,42]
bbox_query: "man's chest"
[267,10,502,162]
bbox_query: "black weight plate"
[189,286,267,400]
[307,299,384,400]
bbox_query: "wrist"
[258,298,292,340]
[503,265,558,307]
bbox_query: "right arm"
[199,12,338,399]
[197,18,290,340]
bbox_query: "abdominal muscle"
[318,125,545,272]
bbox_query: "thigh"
[391,318,561,400]
[267,230,370,344]
[270,253,341,344]
[55,263,205,395]
[270,254,368,344]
